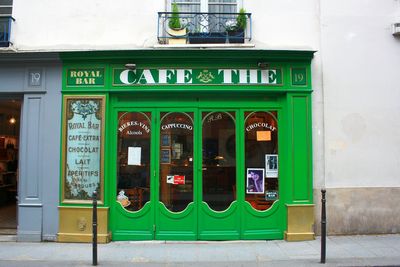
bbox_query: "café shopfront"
[57,49,314,242]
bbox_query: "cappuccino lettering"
[161,123,193,131]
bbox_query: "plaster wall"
[247,0,320,49]
[11,0,163,50]
[10,0,321,51]
[320,0,400,188]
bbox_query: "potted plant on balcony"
[227,8,247,44]
[167,3,187,44]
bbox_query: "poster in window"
[128,147,141,166]
[161,134,171,147]
[265,154,278,178]
[174,175,185,185]
[167,175,174,184]
[265,190,278,201]
[161,149,171,164]
[62,96,105,203]
[166,175,185,185]
[246,168,265,194]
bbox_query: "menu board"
[62,96,104,202]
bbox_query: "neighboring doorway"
[0,98,21,236]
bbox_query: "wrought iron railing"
[158,12,252,44]
[0,16,15,47]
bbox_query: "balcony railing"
[0,16,15,47]
[158,12,252,44]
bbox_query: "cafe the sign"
[113,68,282,86]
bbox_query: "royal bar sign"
[113,68,282,86]
[67,68,105,86]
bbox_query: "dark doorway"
[0,98,21,236]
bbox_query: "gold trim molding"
[57,206,111,243]
[284,204,315,241]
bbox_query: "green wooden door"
[240,110,284,239]
[110,109,155,240]
[155,109,197,240]
[198,110,240,240]
[110,108,198,240]
[110,104,285,240]
[198,109,284,240]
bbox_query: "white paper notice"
[128,147,141,165]
[166,175,174,184]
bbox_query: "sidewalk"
[0,234,399,267]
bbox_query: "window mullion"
[200,0,208,12]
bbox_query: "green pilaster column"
[284,93,314,241]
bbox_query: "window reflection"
[244,111,278,211]
[159,112,194,212]
[202,112,236,211]
[116,112,151,212]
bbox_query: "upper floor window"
[208,0,238,13]
[0,0,13,47]
[0,0,12,15]
[169,0,240,13]
[158,0,250,44]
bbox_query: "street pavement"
[0,234,399,266]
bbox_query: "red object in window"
[174,175,185,185]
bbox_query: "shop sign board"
[62,96,105,203]
[113,68,282,86]
[67,68,105,86]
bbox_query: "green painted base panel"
[242,230,283,240]
[156,232,197,241]
[199,231,240,240]
[112,231,153,241]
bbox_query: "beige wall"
[314,188,400,235]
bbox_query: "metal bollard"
[92,191,98,266]
[320,189,326,264]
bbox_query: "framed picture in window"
[161,134,171,147]
[246,168,265,194]
[265,154,278,178]
[161,148,171,164]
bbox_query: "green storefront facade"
[57,49,315,242]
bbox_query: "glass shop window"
[116,112,151,212]
[202,111,236,211]
[159,112,194,212]
[244,111,279,211]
